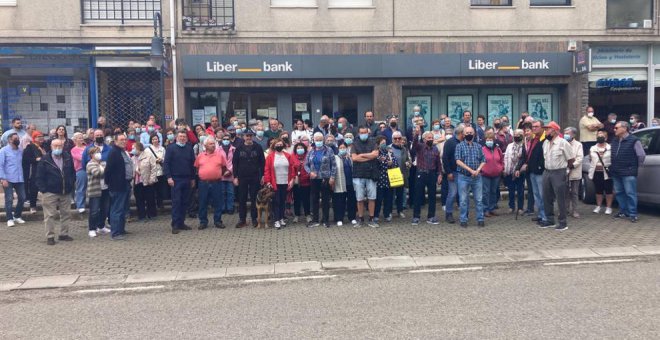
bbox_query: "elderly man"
[541,121,575,230]
[0,133,26,227]
[20,124,36,150]
[411,128,442,225]
[164,130,196,234]
[336,116,353,137]
[104,133,133,240]
[610,121,646,223]
[264,118,281,141]
[313,115,330,137]
[455,126,486,228]
[206,116,221,136]
[195,137,228,229]
[253,124,268,150]
[579,106,603,154]
[380,116,399,145]
[442,124,464,223]
[36,139,76,245]
[563,127,584,218]
[140,119,162,146]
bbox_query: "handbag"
[387,167,405,188]
[595,149,610,177]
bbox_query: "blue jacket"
[163,143,196,180]
[104,145,130,192]
[304,146,337,180]
[611,134,644,177]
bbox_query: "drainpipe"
[169,0,179,121]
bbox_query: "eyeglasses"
[393,137,402,140]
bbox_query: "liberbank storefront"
[180,50,577,129]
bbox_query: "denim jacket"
[304,146,337,180]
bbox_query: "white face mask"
[587,112,594,118]
[93,153,102,161]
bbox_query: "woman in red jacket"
[291,142,311,225]
[263,138,296,229]
[481,131,504,217]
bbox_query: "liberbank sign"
[182,53,573,80]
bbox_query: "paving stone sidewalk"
[1,203,659,284]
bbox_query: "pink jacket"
[481,146,504,178]
[218,144,235,181]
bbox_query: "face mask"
[236,128,243,134]
[176,142,185,147]
[337,123,343,129]
[344,138,353,145]
[12,139,20,146]
[629,119,635,124]
[52,149,63,156]
[610,119,616,124]
[95,137,104,144]
[433,125,440,131]
[414,111,420,116]
[296,148,305,155]
[167,134,174,141]
[445,134,453,140]
[485,141,494,148]
[105,137,112,145]
[564,134,572,142]
[275,145,284,152]
[587,112,594,118]
[200,136,207,144]
[338,149,347,156]
[93,153,102,161]
[494,123,502,129]
[379,143,387,150]
[128,135,135,140]
[359,134,368,141]
[596,136,606,144]
[653,122,659,127]
[230,133,236,138]
[233,121,239,126]
[464,134,474,142]
[390,122,397,129]
[256,130,264,138]
[131,149,138,155]
[502,121,509,126]
[425,140,433,147]
[222,140,230,146]
[135,128,142,134]
[148,127,154,132]
[315,141,323,148]
[514,136,523,143]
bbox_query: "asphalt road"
[1,259,659,339]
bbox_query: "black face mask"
[12,139,20,146]
[425,140,433,147]
[596,136,606,144]
[230,133,236,138]
[275,145,284,152]
[464,134,474,142]
[390,122,397,129]
[514,136,523,143]
[494,123,502,129]
[95,137,104,144]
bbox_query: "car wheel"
[580,175,596,205]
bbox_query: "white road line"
[74,285,166,294]
[544,259,636,266]
[409,266,484,274]
[242,275,337,283]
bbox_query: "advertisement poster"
[295,103,308,112]
[192,109,205,126]
[406,96,431,126]
[203,106,217,123]
[487,95,512,125]
[234,109,247,123]
[447,95,473,125]
[268,107,278,119]
[527,94,552,122]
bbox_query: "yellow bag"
[387,167,404,188]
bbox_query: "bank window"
[251,93,278,122]
[338,93,358,125]
[607,0,653,29]
[530,0,571,5]
[217,91,248,125]
[271,0,317,7]
[471,0,512,6]
[328,0,373,8]
[292,94,312,124]
[82,0,161,24]
[182,0,234,29]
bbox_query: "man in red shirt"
[194,136,228,229]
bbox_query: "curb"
[3,245,659,292]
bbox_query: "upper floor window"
[82,0,161,24]
[328,0,373,7]
[607,0,653,29]
[530,0,571,5]
[271,0,317,7]
[471,0,512,6]
[182,0,234,29]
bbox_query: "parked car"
[581,126,660,206]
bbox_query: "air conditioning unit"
[643,20,653,28]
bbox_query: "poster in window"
[192,109,205,126]
[406,96,431,126]
[203,106,217,123]
[234,109,247,123]
[487,95,512,126]
[447,95,473,125]
[527,94,552,122]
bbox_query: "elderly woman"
[504,129,526,214]
[292,142,311,224]
[332,141,356,226]
[304,132,336,228]
[481,131,504,217]
[70,132,87,213]
[374,136,399,222]
[146,133,167,210]
[132,142,158,221]
[390,131,410,218]
[589,129,614,215]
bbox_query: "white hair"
[422,131,433,139]
[392,131,402,138]
[73,132,83,139]
[313,132,324,140]
[204,137,216,145]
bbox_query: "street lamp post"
[150,12,166,129]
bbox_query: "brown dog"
[255,185,275,229]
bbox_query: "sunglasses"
[393,137,402,140]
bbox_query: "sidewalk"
[1,202,659,287]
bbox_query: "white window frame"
[328,0,374,8]
[271,0,317,8]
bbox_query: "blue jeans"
[219,181,234,213]
[3,182,25,220]
[445,172,459,218]
[198,180,223,225]
[529,173,546,221]
[109,181,130,237]
[171,177,192,228]
[482,176,500,213]
[507,174,525,211]
[613,176,638,217]
[375,187,394,219]
[458,173,485,223]
[75,169,87,210]
[413,171,437,219]
[88,196,102,231]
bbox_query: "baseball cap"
[248,119,258,127]
[542,121,561,131]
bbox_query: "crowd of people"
[0,106,650,244]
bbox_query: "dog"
[255,185,275,229]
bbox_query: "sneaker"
[614,212,628,219]
[539,221,556,229]
[306,215,313,223]
[47,238,55,245]
[337,221,343,227]
[307,222,320,228]
[367,218,379,228]
[280,219,287,226]
[58,235,74,241]
[605,207,612,215]
[351,219,358,226]
[385,215,392,222]
[555,224,568,231]
[214,221,225,229]
[293,216,299,223]
[179,224,192,231]
[235,221,247,228]
[572,212,580,219]
[14,217,25,224]
[7,219,15,227]
[411,218,420,225]
[99,227,111,234]
[323,223,329,228]
[198,224,208,230]
[88,230,97,238]
[445,215,455,224]
[398,212,406,219]
[111,235,126,240]
[460,222,468,228]
[171,229,180,234]
[78,208,85,214]
[29,208,37,214]
[593,206,601,214]
[477,221,485,228]
[531,217,541,222]
[373,217,379,223]
[274,220,281,229]
[426,217,440,225]
[630,216,639,223]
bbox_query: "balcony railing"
[182,0,235,30]
[81,0,161,24]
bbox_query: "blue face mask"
[315,141,323,148]
[167,134,174,141]
[296,148,305,155]
[200,136,207,144]
[414,111,420,116]
[359,134,368,141]
[52,149,63,156]
[256,130,264,138]
[337,123,343,129]
[176,142,185,147]
[564,134,572,142]
[338,149,347,156]
[236,128,243,134]
[131,149,138,155]
[485,141,494,148]
[222,140,230,146]
[128,135,135,140]
[148,127,154,132]
[379,143,388,150]
[135,128,142,134]
[433,125,441,131]
[344,138,353,145]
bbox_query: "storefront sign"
[573,49,591,74]
[592,46,648,65]
[594,78,643,92]
[183,53,573,79]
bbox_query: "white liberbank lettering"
[205,61,294,73]
[468,59,551,71]
[262,61,293,72]
[521,59,550,70]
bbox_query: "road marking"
[74,285,165,294]
[243,275,336,283]
[409,266,483,274]
[544,259,636,266]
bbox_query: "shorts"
[353,178,377,201]
[593,171,613,195]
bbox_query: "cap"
[244,129,255,136]
[542,121,561,131]
[226,125,236,132]
[32,131,43,139]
